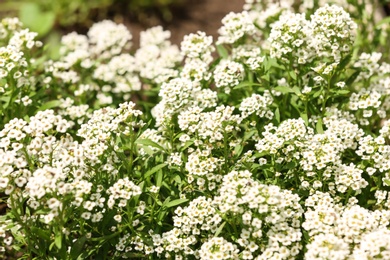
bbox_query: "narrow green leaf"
[214,221,226,236]
[261,73,270,82]
[233,82,262,90]
[243,129,256,141]
[144,163,168,179]
[38,100,62,111]
[331,89,350,95]
[301,113,308,125]
[135,138,166,152]
[376,16,390,28]
[30,227,50,241]
[370,186,378,192]
[234,144,243,157]
[274,86,294,94]
[181,139,194,151]
[384,179,390,186]
[156,170,163,187]
[174,175,181,184]
[289,70,297,81]
[312,89,322,98]
[292,86,301,96]
[163,198,189,208]
[338,55,352,71]
[346,71,360,86]
[316,118,324,134]
[216,45,229,59]
[70,236,87,259]
[55,233,62,249]
[275,107,280,123]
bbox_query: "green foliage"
[1,0,390,259]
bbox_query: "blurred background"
[0,0,245,52]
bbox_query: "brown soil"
[121,0,246,47]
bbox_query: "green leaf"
[384,179,390,186]
[214,221,226,236]
[174,175,181,184]
[291,86,301,96]
[70,236,87,259]
[20,3,55,36]
[274,86,295,94]
[300,113,308,125]
[370,186,378,192]
[135,138,166,152]
[332,89,350,95]
[55,233,62,249]
[316,118,324,134]
[30,227,50,241]
[38,100,62,111]
[144,163,167,179]
[338,55,352,71]
[243,129,256,141]
[216,45,229,59]
[346,71,360,86]
[275,107,280,123]
[156,169,163,187]
[181,139,194,151]
[163,198,189,208]
[289,70,297,81]
[233,81,262,90]
[312,89,322,98]
[376,16,390,28]
[234,144,243,157]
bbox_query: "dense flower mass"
[1,0,390,259]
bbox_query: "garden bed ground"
[125,0,245,47]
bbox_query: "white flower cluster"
[217,11,256,45]
[181,59,212,82]
[232,44,264,70]
[178,105,241,144]
[354,52,383,80]
[239,91,274,119]
[213,170,303,259]
[199,237,239,260]
[46,23,181,106]
[353,229,390,259]
[137,128,168,156]
[356,134,390,185]
[87,20,132,59]
[77,102,143,164]
[135,26,182,84]
[269,11,311,64]
[255,118,309,155]
[269,4,357,65]
[303,191,390,258]
[255,115,370,193]
[243,0,293,33]
[107,177,142,209]
[0,17,41,94]
[213,60,245,93]
[185,148,223,191]
[58,97,91,124]
[0,17,23,39]
[309,4,357,62]
[156,196,222,257]
[154,77,219,127]
[93,53,141,99]
[181,31,214,63]
[159,77,200,112]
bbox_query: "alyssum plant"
[1,0,390,259]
